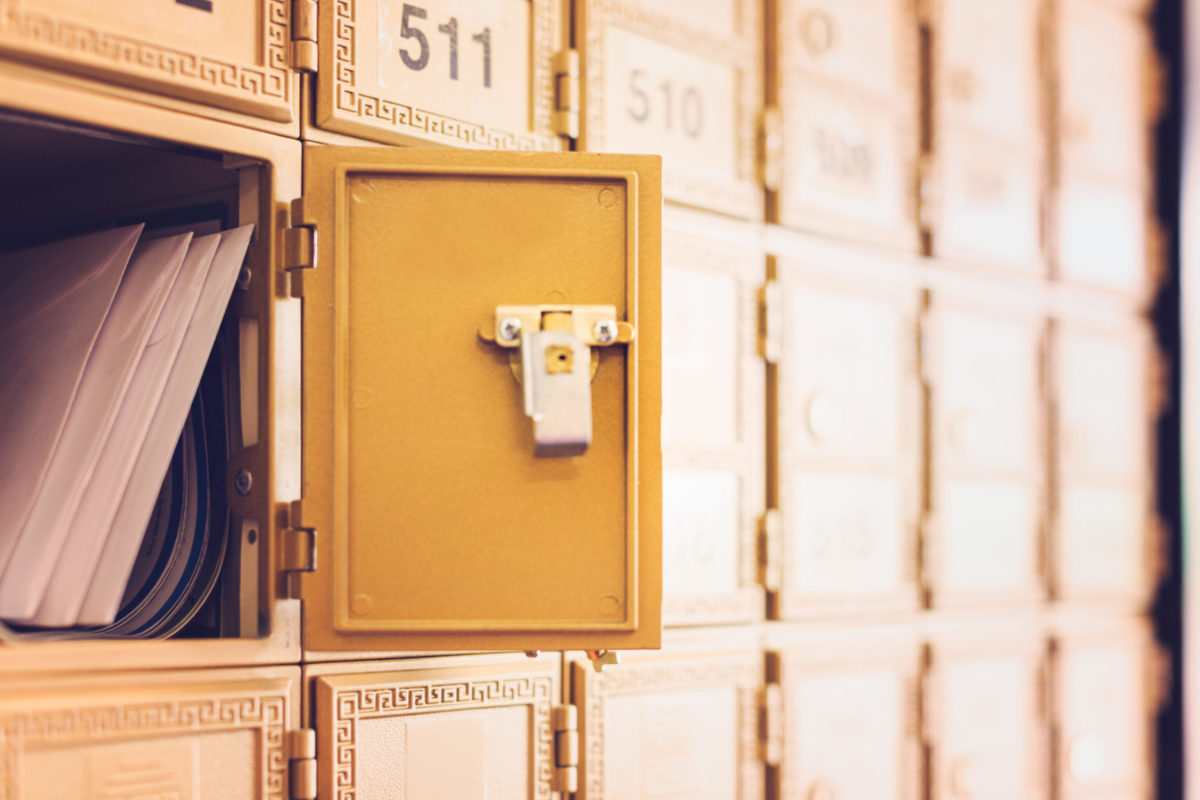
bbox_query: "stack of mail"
[0,223,253,629]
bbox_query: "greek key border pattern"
[331,676,554,800]
[0,0,290,106]
[0,690,288,800]
[331,0,555,150]
[584,655,762,799]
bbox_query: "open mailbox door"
[294,147,662,653]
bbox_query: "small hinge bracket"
[551,704,579,793]
[759,683,783,767]
[757,281,782,364]
[758,107,783,191]
[288,729,318,800]
[552,49,581,140]
[283,198,316,297]
[291,0,318,72]
[283,500,316,574]
[757,509,783,592]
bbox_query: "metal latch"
[479,304,634,457]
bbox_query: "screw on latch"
[234,469,253,496]
[593,319,618,344]
[586,649,620,672]
[499,317,523,342]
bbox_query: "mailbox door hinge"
[291,0,318,73]
[284,197,316,298]
[757,509,783,593]
[757,281,782,364]
[758,106,783,192]
[759,682,783,767]
[282,499,317,575]
[288,729,318,800]
[552,704,580,794]
[552,49,581,141]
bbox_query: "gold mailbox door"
[314,0,564,150]
[0,0,295,123]
[0,666,299,800]
[297,146,661,654]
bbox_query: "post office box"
[931,0,1044,146]
[661,232,766,626]
[927,134,1045,273]
[296,146,662,654]
[1052,320,1154,601]
[767,625,922,800]
[1055,172,1150,293]
[311,0,565,149]
[569,628,764,800]
[770,0,920,249]
[1057,0,1151,182]
[773,257,921,616]
[0,0,300,136]
[575,0,763,218]
[927,627,1049,800]
[0,664,300,799]
[306,653,562,800]
[926,299,1046,605]
[1053,620,1155,799]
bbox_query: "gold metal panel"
[298,146,661,653]
[928,133,1045,273]
[772,0,919,249]
[571,630,763,800]
[0,0,295,124]
[314,0,563,149]
[1054,621,1153,799]
[926,299,1045,605]
[1052,319,1153,601]
[1056,172,1149,293]
[929,630,1049,800]
[775,258,921,616]
[576,0,763,217]
[661,232,765,625]
[771,627,921,800]
[0,665,299,799]
[1057,0,1151,182]
[311,654,560,800]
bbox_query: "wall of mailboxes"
[0,0,1173,798]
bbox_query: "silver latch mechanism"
[478,304,634,457]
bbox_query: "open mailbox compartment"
[0,66,663,671]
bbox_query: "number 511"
[397,3,493,88]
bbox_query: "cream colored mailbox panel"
[1054,322,1152,600]
[1058,0,1150,180]
[576,0,762,217]
[0,666,299,800]
[928,303,1044,604]
[1056,628,1151,799]
[297,147,661,653]
[571,639,764,800]
[311,654,561,800]
[661,233,765,625]
[315,0,563,149]
[774,0,919,249]
[931,641,1048,800]
[777,264,920,615]
[1057,174,1149,293]
[774,636,921,800]
[0,0,296,125]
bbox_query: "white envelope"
[31,233,222,627]
[77,224,254,626]
[0,233,194,620]
[0,226,142,577]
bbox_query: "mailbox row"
[0,616,1159,800]
[660,227,1160,628]
[0,0,1159,294]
